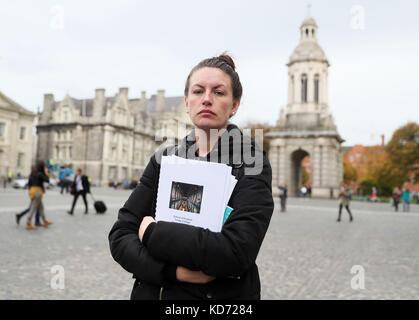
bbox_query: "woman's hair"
[184,53,243,101]
[31,160,45,176]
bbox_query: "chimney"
[156,89,165,113]
[95,88,105,99]
[119,87,129,97]
[381,134,385,147]
[41,93,55,123]
[93,88,105,119]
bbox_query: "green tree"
[386,122,419,182]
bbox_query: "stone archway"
[291,149,309,196]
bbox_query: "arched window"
[290,75,295,103]
[301,74,308,103]
[314,74,319,103]
[305,28,309,36]
[312,29,315,37]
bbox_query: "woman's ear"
[231,99,240,116]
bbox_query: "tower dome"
[288,15,329,66]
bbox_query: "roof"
[0,91,35,116]
[288,40,328,65]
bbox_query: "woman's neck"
[195,127,227,157]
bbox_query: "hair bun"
[218,53,236,71]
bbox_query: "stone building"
[267,15,344,197]
[36,88,192,186]
[0,91,36,179]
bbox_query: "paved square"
[0,187,418,299]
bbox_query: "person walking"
[402,188,410,212]
[392,186,402,212]
[278,184,288,212]
[109,53,274,300]
[25,161,53,230]
[337,183,353,222]
[67,168,90,215]
[16,201,40,226]
[58,167,72,194]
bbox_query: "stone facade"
[268,16,344,197]
[36,88,192,186]
[0,91,36,180]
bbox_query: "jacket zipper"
[159,286,164,300]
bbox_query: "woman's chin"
[193,119,224,131]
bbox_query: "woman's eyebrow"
[191,84,226,89]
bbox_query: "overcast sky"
[1,0,418,146]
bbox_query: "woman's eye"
[193,90,203,94]
[215,91,224,96]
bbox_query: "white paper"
[155,156,237,232]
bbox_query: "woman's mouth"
[198,110,216,115]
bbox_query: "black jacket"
[108,124,274,300]
[72,174,90,193]
[28,172,49,191]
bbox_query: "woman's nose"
[202,91,213,106]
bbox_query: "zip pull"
[159,286,164,300]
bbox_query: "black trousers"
[70,191,88,213]
[280,197,287,211]
[338,204,353,220]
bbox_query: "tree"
[343,156,358,183]
[386,122,419,182]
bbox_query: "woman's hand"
[176,266,215,284]
[138,216,156,242]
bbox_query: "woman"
[392,186,402,212]
[25,161,53,230]
[109,54,274,300]
[337,183,354,222]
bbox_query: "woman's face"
[185,67,240,131]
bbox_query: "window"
[301,74,308,103]
[61,147,66,159]
[19,127,26,140]
[17,153,24,168]
[69,130,73,140]
[111,147,116,160]
[109,166,116,180]
[69,147,72,159]
[63,111,68,121]
[0,123,5,137]
[121,167,127,180]
[314,75,319,103]
[57,131,61,141]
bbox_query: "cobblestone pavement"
[0,187,418,299]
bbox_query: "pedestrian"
[67,168,90,215]
[25,161,53,230]
[402,188,410,212]
[8,171,13,184]
[16,201,41,226]
[16,167,41,226]
[278,184,288,212]
[392,186,402,212]
[58,167,72,194]
[370,186,377,202]
[109,53,274,300]
[301,185,307,198]
[337,183,353,222]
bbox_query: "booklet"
[155,155,237,232]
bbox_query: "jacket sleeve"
[108,155,169,286]
[143,155,274,278]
